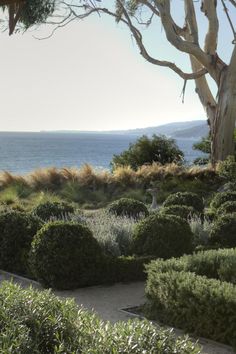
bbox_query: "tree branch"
[201,0,219,55]
[64,1,207,81]
[153,0,213,75]
[184,0,199,44]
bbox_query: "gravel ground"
[0,271,235,354]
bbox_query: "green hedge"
[163,192,204,213]
[107,198,149,218]
[147,248,236,284]
[160,205,195,220]
[30,221,104,289]
[0,281,200,354]
[216,201,236,217]
[133,214,193,258]
[0,211,43,276]
[32,201,75,221]
[210,191,236,209]
[145,269,236,347]
[209,214,236,248]
[102,255,154,283]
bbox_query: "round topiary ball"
[0,211,43,275]
[133,214,193,258]
[163,192,204,213]
[30,222,104,289]
[32,201,75,221]
[209,214,236,247]
[107,198,149,218]
[210,191,236,210]
[160,205,195,221]
[216,201,236,217]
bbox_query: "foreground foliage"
[145,248,236,348]
[0,282,200,354]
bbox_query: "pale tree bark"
[212,46,236,160]
[41,0,236,163]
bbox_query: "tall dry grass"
[0,163,217,192]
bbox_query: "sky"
[0,1,235,132]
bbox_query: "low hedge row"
[145,269,236,347]
[0,212,153,289]
[0,281,200,354]
[148,248,236,284]
[30,221,153,289]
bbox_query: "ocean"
[0,132,204,175]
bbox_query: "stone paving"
[0,271,235,354]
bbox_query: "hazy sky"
[0,1,234,132]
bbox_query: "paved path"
[0,271,235,354]
[55,281,145,323]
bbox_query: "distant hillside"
[44,120,208,138]
[172,123,209,139]
[100,120,206,136]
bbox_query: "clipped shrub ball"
[163,192,204,213]
[209,214,236,248]
[30,221,104,289]
[216,201,236,217]
[210,191,236,209]
[133,214,193,258]
[0,211,43,275]
[107,198,149,218]
[160,205,195,221]
[32,201,75,221]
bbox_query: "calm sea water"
[0,132,203,175]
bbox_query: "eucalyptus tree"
[53,0,236,163]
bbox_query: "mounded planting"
[145,269,236,348]
[209,214,236,248]
[30,221,104,289]
[210,191,236,209]
[0,211,43,275]
[163,192,204,213]
[216,201,236,217]
[160,205,195,220]
[133,214,193,258]
[32,201,75,221]
[148,248,236,284]
[107,198,149,218]
[0,281,200,354]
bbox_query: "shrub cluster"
[32,201,75,221]
[160,205,195,220]
[107,198,149,219]
[102,255,154,283]
[0,282,200,354]
[145,264,236,348]
[210,191,236,209]
[209,214,236,248]
[133,213,193,258]
[149,248,236,284]
[0,211,43,275]
[163,192,204,213]
[216,201,236,217]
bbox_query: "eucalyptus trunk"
[211,48,236,163]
